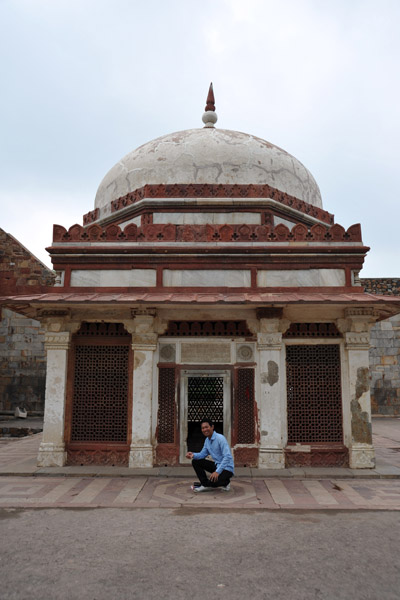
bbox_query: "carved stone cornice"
[131,308,157,318]
[37,309,70,319]
[345,308,378,318]
[44,331,72,350]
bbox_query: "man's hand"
[209,471,219,482]
[186,452,194,459]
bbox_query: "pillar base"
[129,445,154,468]
[349,444,376,469]
[258,446,285,469]
[37,442,66,467]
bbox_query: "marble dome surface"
[94,127,323,210]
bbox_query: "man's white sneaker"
[221,483,231,492]
[192,485,213,493]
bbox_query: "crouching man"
[186,418,234,493]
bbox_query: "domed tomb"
[94,127,323,213]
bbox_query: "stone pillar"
[127,311,157,468]
[37,329,72,467]
[256,311,290,469]
[339,309,378,469]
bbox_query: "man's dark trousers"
[192,458,233,488]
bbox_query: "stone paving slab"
[0,476,400,510]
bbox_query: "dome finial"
[202,82,218,128]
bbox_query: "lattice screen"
[75,322,131,338]
[286,344,343,443]
[187,377,224,423]
[157,367,176,443]
[237,368,255,443]
[284,323,341,338]
[71,344,129,442]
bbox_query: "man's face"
[201,422,214,438]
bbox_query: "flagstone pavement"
[0,417,399,510]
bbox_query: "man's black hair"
[200,418,214,427]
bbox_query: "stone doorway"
[180,370,231,463]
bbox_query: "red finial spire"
[205,82,215,112]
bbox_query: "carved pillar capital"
[124,310,158,350]
[44,331,72,351]
[337,308,379,335]
[259,317,290,334]
[257,332,283,351]
[344,331,370,351]
[132,333,158,351]
[42,315,81,341]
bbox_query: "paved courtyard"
[1,475,400,510]
[0,418,399,510]
[1,419,400,600]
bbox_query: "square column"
[256,313,290,469]
[339,309,377,468]
[128,312,157,468]
[37,331,72,467]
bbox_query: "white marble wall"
[152,212,261,225]
[163,269,251,287]
[273,216,296,228]
[37,331,71,467]
[118,215,142,228]
[70,269,157,287]
[257,269,346,287]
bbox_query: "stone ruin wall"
[362,279,400,415]
[0,229,55,413]
[0,308,47,412]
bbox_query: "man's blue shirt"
[193,431,234,475]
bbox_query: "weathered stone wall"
[361,278,400,415]
[0,308,46,412]
[0,229,54,413]
[0,228,54,294]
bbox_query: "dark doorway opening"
[187,376,224,452]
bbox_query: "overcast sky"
[1,0,399,277]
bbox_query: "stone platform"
[0,417,399,479]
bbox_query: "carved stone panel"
[181,343,231,364]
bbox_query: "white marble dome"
[94,127,323,210]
